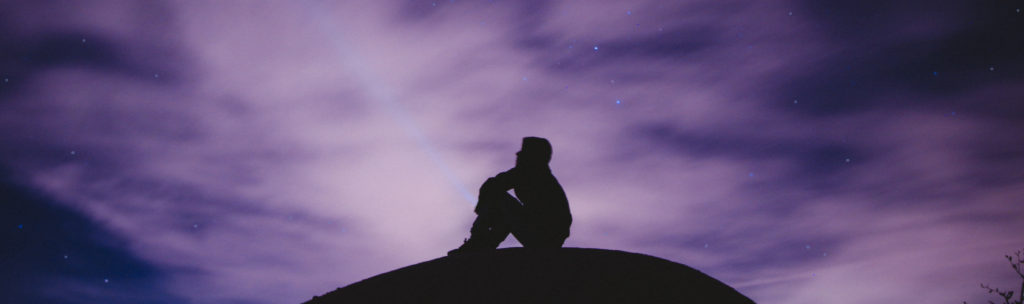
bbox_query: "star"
[193,223,199,228]
[593,45,598,51]
[805,244,811,249]
[17,224,23,229]
[615,99,621,104]
[154,74,159,78]
[788,11,793,16]
[3,78,7,83]
[845,158,851,163]
[748,172,754,177]
[104,278,109,283]
[793,99,798,104]
[70,150,76,155]
[627,10,631,15]
[82,38,86,43]
[989,66,995,71]
[64,254,69,259]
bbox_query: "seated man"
[448,137,572,255]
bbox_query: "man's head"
[515,137,552,168]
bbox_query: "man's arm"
[480,168,517,193]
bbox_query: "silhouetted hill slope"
[305,247,755,304]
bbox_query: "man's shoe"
[447,238,489,256]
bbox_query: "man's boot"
[448,210,506,256]
[447,236,491,256]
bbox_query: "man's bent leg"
[449,188,523,255]
[480,188,569,249]
[474,188,523,248]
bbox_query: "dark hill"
[304,247,755,303]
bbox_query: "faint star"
[522,76,527,81]
[989,66,995,71]
[104,279,109,283]
[82,38,86,43]
[845,158,850,163]
[593,45,598,51]
[805,244,811,249]
[154,74,159,78]
[704,243,709,248]
[748,172,754,177]
[951,111,956,116]
[1017,8,1021,13]
[17,224,23,229]
[64,254,69,259]
[932,71,938,76]
[432,2,436,6]
[788,11,793,16]
[70,150,76,155]
[615,99,621,104]
[3,78,7,83]
[793,99,798,104]
[823,252,828,256]
[627,10,631,15]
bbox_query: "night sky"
[2,1,1023,303]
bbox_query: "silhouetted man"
[448,137,572,255]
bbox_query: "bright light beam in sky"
[305,3,476,205]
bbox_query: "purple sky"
[2,1,1023,303]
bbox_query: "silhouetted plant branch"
[965,249,1024,304]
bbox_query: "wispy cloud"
[1,1,1021,303]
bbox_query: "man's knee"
[480,183,515,203]
[479,178,503,194]
[476,191,515,215]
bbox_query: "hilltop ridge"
[305,247,755,304]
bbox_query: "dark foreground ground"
[305,247,755,304]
